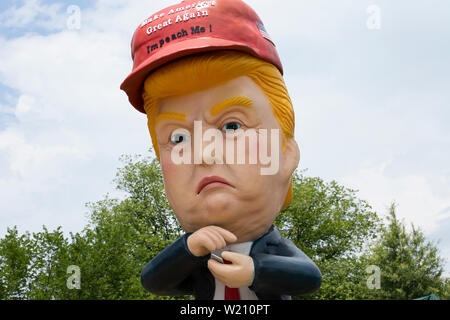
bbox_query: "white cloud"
[0,0,65,31]
[0,1,153,236]
[340,160,450,234]
[288,72,450,234]
[14,94,33,117]
[0,126,89,179]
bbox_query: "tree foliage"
[0,151,448,300]
[364,203,448,299]
[275,171,380,299]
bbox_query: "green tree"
[0,226,71,300]
[57,153,184,300]
[366,203,448,299]
[1,152,184,300]
[275,171,380,299]
[1,151,448,300]
[27,226,70,299]
[0,227,33,299]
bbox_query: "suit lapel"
[250,225,281,256]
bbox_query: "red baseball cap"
[120,0,283,114]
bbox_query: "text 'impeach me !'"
[147,25,212,54]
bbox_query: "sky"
[0,0,449,276]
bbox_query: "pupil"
[177,135,184,143]
[228,123,238,130]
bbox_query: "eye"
[222,121,241,132]
[170,129,190,144]
[171,134,187,144]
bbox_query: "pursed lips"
[197,176,234,194]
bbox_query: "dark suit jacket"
[141,225,322,300]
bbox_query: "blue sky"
[0,0,449,277]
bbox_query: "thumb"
[221,251,248,266]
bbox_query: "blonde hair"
[142,51,295,210]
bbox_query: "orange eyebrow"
[155,112,186,126]
[210,96,253,116]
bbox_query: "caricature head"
[141,50,300,242]
[121,0,301,241]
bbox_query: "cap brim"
[120,37,265,114]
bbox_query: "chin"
[202,191,235,213]
[200,195,241,227]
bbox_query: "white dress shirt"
[212,241,259,300]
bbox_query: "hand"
[187,226,237,257]
[208,251,255,288]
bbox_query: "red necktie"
[223,259,241,300]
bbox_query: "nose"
[201,139,215,165]
[192,120,224,165]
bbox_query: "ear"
[281,137,300,181]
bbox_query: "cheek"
[161,159,172,177]
[160,152,177,183]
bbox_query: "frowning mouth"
[197,176,234,195]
